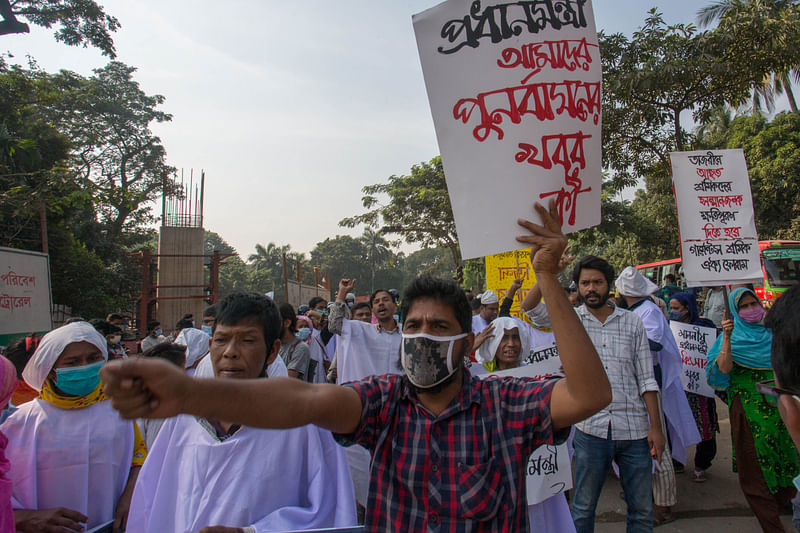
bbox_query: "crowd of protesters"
[0,201,798,532]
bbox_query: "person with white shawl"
[615,266,701,525]
[3,321,146,532]
[328,278,403,513]
[127,291,356,533]
[473,316,576,533]
[174,327,210,376]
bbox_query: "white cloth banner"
[412,0,603,259]
[472,364,571,505]
[669,321,717,398]
[670,149,762,286]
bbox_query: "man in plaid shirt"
[100,200,613,532]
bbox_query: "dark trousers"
[731,395,794,532]
[694,438,717,471]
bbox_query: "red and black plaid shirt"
[334,371,566,532]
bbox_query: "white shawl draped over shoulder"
[127,417,356,533]
[633,299,701,464]
[336,320,402,386]
[1,399,134,528]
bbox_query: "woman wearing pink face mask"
[708,288,798,532]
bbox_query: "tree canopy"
[0,0,120,57]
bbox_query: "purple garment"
[632,299,701,465]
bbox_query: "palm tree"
[360,228,392,293]
[248,242,289,294]
[698,0,800,113]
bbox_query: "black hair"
[470,298,481,311]
[351,301,371,315]
[106,313,124,322]
[147,320,161,331]
[4,337,36,379]
[175,318,194,330]
[203,305,217,318]
[370,289,393,306]
[90,319,121,336]
[215,292,282,376]
[279,302,298,334]
[308,296,326,309]
[143,342,186,368]
[664,274,676,283]
[767,286,800,393]
[400,276,471,333]
[572,255,615,288]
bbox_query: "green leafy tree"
[204,230,250,297]
[401,247,456,285]
[310,235,370,290]
[360,227,392,293]
[696,111,800,238]
[698,0,800,113]
[340,156,461,269]
[247,242,288,297]
[45,62,176,236]
[597,10,752,265]
[0,0,120,57]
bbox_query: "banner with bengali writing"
[413,0,603,259]
[0,247,52,336]
[484,250,538,322]
[669,321,716,398]
[472,362,570,504]
[670,149,762,287]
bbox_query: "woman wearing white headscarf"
[174,327,210,376]
[2,321,146,532]
[475,316,531,371]
[473,316,576,533]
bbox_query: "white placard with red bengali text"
[670,149,762,287]
[413,0,603,259]
[473,362,571,504]
[669,321,716,398]
[0,247,52,336]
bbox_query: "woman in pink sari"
[0,355,18,533]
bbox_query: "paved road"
[590,397,795,532]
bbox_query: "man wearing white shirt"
[472,291,499,333]
[328,278,403,514]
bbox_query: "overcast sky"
[2,1,775,259]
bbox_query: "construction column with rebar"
[157,170,205,332]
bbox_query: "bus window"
[763,248,800,287]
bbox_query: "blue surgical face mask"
[668,310,684,322]
[201,325,213,336]
[154,329,163,337]
[296,327,312,341]
[54,360,104,396]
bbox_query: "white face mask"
[401,332,468,389]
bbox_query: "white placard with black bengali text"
[0,247,52,336]
[524,342,562,380]
[473,363,571,505]
[669,321,716,398]
[413,0,603,259]
[670,149,761,287]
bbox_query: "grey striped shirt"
[526,302,659,440]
